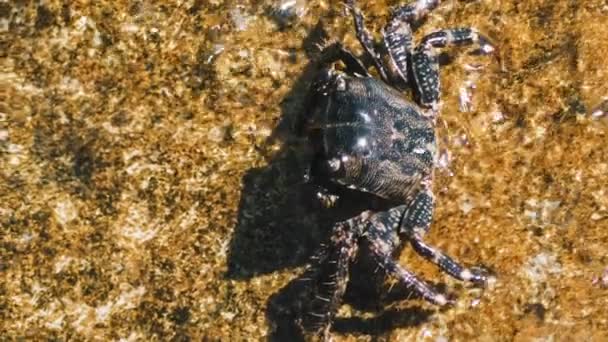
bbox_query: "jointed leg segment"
[409,234,488,285]
[345,0,390,83]
[316,41,370,77]
[363,207,452,305]
[412,28,495,109]
[302,213,365,337]
[400,186,489,286]
[390,0,442,23]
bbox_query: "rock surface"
[2,0,607,340]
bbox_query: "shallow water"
[2,0,608,340]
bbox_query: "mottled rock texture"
[2,0,607,340]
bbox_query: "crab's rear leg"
[364,206,453,306]
[401,183,490,286]
[412,28,495,112]
[302,213,365,339]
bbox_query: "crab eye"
[356,137,368,148]
[335,76,347,91]
[358,110,372,123]
[354,137,374,157]
[327,158,341,172]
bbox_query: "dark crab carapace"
[298,0,496,338]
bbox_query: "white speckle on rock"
[237,49,250,59]
[115,285,146,310]
[53,255,74,274]
[523,252,562,283]
[118,204,160,247]
[121,22,140,33]
[46,315,64,330]
[122,224,158,243]
[459,195,475,214]
[221,311,237,321]
[59,76,85,96]
[18,232,33,245]
[535,126,547,139]
[270,0,309,27]
[92,29,102,47]
[94,285,146,323]
[590,98,608,120]
[123,149,142,163]
[118,331,143,342]
[68,302,94,332]
[230,6,252,31]
[75,16,91,31]
[54,198,78,225]
[592,267,608,288]
[524,198,561,224]
[491,110,505,123]
[9,155,20,165]
[7,143,22,154]
[207,124,231,143]
[95,302,113,322]
[524,209,537,220]
[540,200,561,222]
[458,84,473,112]
[574,169,583,182]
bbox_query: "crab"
[298,0,497,337]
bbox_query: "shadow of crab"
[226,149,327,279]
[227,20,435,340]
[225,22,331,280]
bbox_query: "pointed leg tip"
[434,294,454,306]
[485,275,498,288]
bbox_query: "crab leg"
[390,0,442,23]
[345,0,390,83]
[412,28,495,110]
[383,0,442,86]
[317,41,370,77]
[418,28,495,53]
[401,185,489,285]
[383,17,414,86]
[363,206,453,305]
[409,233,488,285]
[364,205,451,305]
[303,214,364,338]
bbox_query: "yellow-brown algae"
[2,0,607,340]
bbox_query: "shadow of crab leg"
[412,28,495,111]
[317,42,370,77]
[364,208,453,306]
[303,216,362,337]
[345,0,390,82]
[401,187,488,286]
